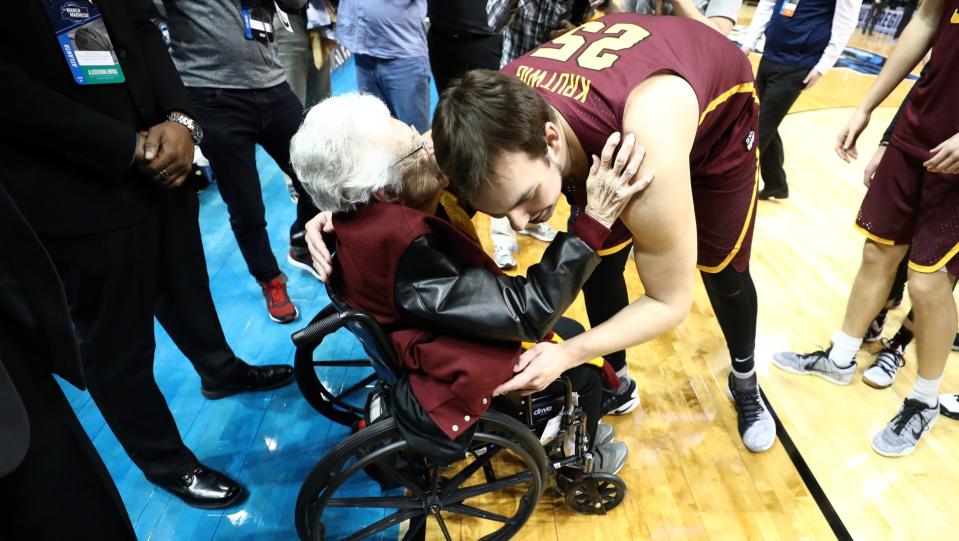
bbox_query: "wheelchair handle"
[291,312,344,348]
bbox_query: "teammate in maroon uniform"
[432,13,776,453]
[772,0,959,456]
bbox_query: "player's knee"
[705,270,744,302]
[906,270,952,306]
[861,240,902,271]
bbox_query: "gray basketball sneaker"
[592,441,628,475]
[862,340,905,389]
[728,373,777,453]
[594,423,615,447]
[771,348,856,385]
[872,398,938,457]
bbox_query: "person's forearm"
[742,0,775,49]
[559,293,690,365]
[813,0,863,75]
[671,0,720,30]
[857,4,939,113]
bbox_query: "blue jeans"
[354,54,431,132]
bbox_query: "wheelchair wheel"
[295,412,547,541]
[563,472,626,515]
[295,305,377,426]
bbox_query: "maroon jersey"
[891,0,959,160]
[503,13,758,254]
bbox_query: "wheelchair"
[292,290,627,541]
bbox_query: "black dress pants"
[42,215,199,483]
[188,83,319,283]
[428,30,503,94]
[155,186,245,388]
[0,333,135,541]
[756,58,810,194]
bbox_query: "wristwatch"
[166,111,204,145]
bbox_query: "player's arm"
[672,0,738,35]
[837,0,942,160]
[493,75,699,396]
[855,0,941,113]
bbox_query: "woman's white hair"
[290,93,403,212]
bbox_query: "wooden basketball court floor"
[59,23,957,541]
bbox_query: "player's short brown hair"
[432,69,555,203]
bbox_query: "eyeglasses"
[391,126,427,167]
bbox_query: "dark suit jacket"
[0,180,84,477]
[0,0,195,235]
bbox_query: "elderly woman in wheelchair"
[287,93,653,541]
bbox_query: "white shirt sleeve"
[814,0,865,74]
[741,0,776,50]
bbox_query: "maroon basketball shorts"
[692,154,758,274]
[856,144,959,275]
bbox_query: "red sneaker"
[258,273,299,323]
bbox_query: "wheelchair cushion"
[326,288,399,386]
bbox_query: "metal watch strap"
[166,112,203,145]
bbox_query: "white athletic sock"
[909,374,943,408]
[828,331,862,368]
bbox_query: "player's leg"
[865,251,910,343]
[581,243,638,416]
[773,145,917,385]
[701,265,775,452]
[872,268,956,456]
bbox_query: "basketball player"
[772,0,958,456]
[432,13,775,452]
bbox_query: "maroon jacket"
[330,200,609,439]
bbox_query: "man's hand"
[864,144,887,187]
[305,211,335,282]
[924,132,959,174]
[803,69,823,90]
[492,342,575,396]
[836,109,871,162]
[138,121,195,189]
[584,132,655,228]
[132,130,149,167]
[548,20,576,40]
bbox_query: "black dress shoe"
[159,465,247,509]
[758,187,789,200]
[201,363,294,399]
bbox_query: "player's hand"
[305,211,335,282]
[138,121,195,189]
[836,109,871,163]
[924,131,959,174]
[863,144,887,187]
[802,69,823,90]
[493,342,575,397]
[584,132,655,228]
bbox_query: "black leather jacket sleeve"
[394,232,602,343]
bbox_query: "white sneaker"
[940,393,959,420]
[518,222,557,242]
[492,242,517,270]
[862,340,905,389]
[771,348,856,385]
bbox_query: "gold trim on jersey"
[698,82,758,125]
[596,239,633,257]
[907,242,959,273]
[697,149,759,274]
[853,224,896,246]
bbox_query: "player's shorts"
[856,144,959,276]
[692,157,758,274]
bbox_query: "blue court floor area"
[60,59,439,540]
